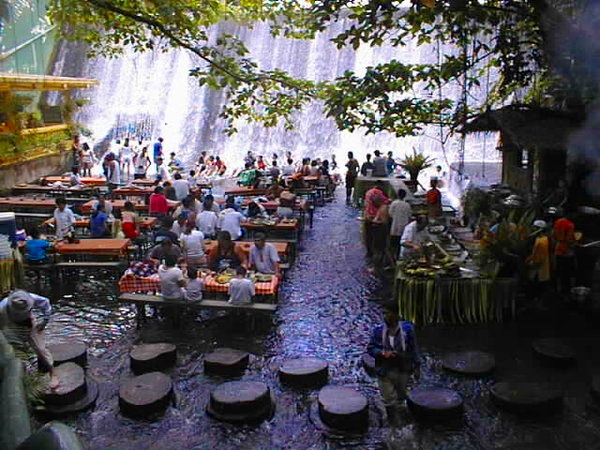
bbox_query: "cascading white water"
[51,17,499,179]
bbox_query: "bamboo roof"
[0,73,98,91]
[464,105,582,150]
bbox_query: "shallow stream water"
[29,191,600,449]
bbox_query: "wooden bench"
[55,261,125,280]
[119,293,277,327]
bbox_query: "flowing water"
[28,192,600,449]
[50,18,499,172]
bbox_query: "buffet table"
[394,269,517,326]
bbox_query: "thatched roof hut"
[464,105,582,151]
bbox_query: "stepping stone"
[407,388,464,421]
[317,386,369,433]
[49,342,87,367]
[490,381,563,414]
[119,372,173,419]
[361,354,376,377]
[442,351,495,376]
[37,378,99,417]
[130,343,177,375]
[43,363,87,406]
[206,380,275,424]
[532,338,575,366]
[279,358,328,388]
[204,348,249,375]
[15,421,85,449]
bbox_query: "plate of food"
[215,274,233,284]
[255,274,273,283]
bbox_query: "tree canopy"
[48,0,600,136]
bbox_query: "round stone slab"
[43,362,87,406]
[318,385,369,433]
[532,338,575,366]
[48,342,87,367]
[361,354,376,377]
[491,382,563,414]
[279,358,329,388]
[130,343,177,375]
[37,377,99,417]
[442,351,496,376]
[204,348,249,375]
[119,372,173,419]
[407,388,463,421]
[207,380,275,423]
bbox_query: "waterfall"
[51,18,499,179]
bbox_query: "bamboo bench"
[119,293,277,327]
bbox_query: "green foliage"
[463,187,492,222]
[400,147,435,181]
[0,128,70,159]
[47,0,597,136]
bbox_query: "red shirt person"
[552,211,576,296]
[149,186,169,216]
[426,180,442,218]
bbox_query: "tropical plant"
[400,148,435,182]
[462,187,493,228]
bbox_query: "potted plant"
[400,147,435,183]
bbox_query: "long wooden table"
[43,216,157,231]
[12,185,96,198]
[43,176,107,187]
[54,238,131,258]
[224,187,267,197]
[112,187,154,198]
[204,240,289,260]
[0,196,59,212]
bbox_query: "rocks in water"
[317,386,369,433]
[16,421,84,450]
[490,381,563,414]
[532,338,575,367]
[279,358,328,388]
[119,372,173,419]
[407,388,464,422]
[442,351,495,376]
[43,363,86,407]
[204,348,249,376]
[130,343,177,375]
[38,379,99,417]
[361,354,376,377]
[206,380,275,424]
[48,342,87,368]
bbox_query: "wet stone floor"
[28,189,600,449]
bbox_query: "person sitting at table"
[249,233,280,277]
[172,172,190,201]
[218,197,245,240]
[198,194,220,214]
[53,197,75,240]
[281,158,295,178]
[268,160,280,179]
[181,223,207,267]
[163,180,177,201]
[91,194,114,217]
[149,186,169,217]
[187,170,198,190]
[308,160,322,179]
[257,155,267,171]
[159,255,186,301]
[26,228,52,264]
[155,216,180,245]
[400,215,429,259]
[184,266,203,301]
[90,204,111,238]
[121,201,139,240]
[196,208,218,239]
[299,158,311,176]
[277,189,296,219]
[209,231,247,271]
[155,157,170,182]
[360,153,374,176]
[147,238,182,266]
[69,166,82,187]
[265,178,285,200]
[170,214,188,237]
[228,266,255,305]
[168,152,185,174]
[246,201,267,219]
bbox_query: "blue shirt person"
[26,228,52,263]
[90,204,110,238]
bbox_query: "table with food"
[242,217,300,242]
[395,225,517,325]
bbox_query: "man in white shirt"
[249,233,280,276]
[218,198,245,240]
[281,158,296,177]
[389,189,412,260]
[108,155,121,186]
[196,210,218,238]
[172,173,190,200]
[400,215,429,259]
[158,256,186,300]
[155,157,170,182]
[53,197,75,239]
[91,194,114,217]
[187,170,198,190]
